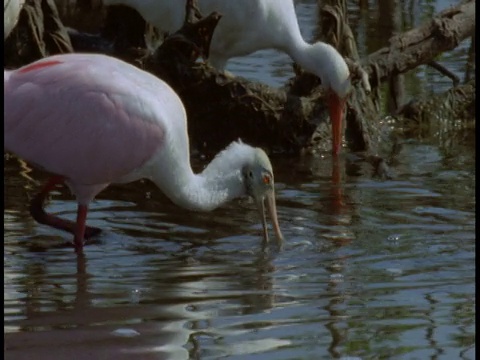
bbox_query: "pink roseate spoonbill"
[103,0,351,155]
[4,53,283,251]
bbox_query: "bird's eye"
[248,171,253,178]
[262,174,271,185]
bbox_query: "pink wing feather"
[4,54,168,189]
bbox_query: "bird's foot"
[48,235,102,250]
[84,225,102,239]
[73,236,103,251]
[32,208,102,239]
[73,223,102,252]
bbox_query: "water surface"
[4,0,475,359]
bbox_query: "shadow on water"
[5,0,475,359]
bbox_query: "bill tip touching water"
[4,53,283,252]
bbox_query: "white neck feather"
[149,141,255,212]
[287,37,351,99]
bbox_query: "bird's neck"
[287,39,351,99]
[288,38,326,77]
[150,142,252,212]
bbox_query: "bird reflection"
[4,237,281,359]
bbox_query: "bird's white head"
[200,141,284,245]
[241,147,283,245]
[304,42,351,155]
[307,42,351,99]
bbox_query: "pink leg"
[29,176,102,240]
[74,205,88,252]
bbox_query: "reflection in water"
[4,0,475,359]
[5,212,288,358]
[4,137,475,359]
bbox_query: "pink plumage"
[5,54,167,202]
[4,53,284,251]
